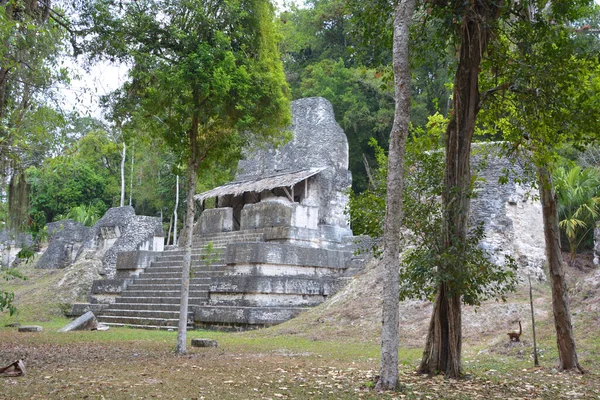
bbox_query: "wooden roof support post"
[283,186,293,202]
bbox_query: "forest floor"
[1,252,599,399]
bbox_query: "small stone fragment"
[58,311,98,332]
[96,323,110,331]
[4,322,21,328]
[191,338,218,348]
[18,325,43,332]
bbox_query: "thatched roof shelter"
[194,167,326,202]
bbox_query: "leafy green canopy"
[27,129,121,226]
[79,0,291,169]
[348,115,517,306]
[279,1,453,192]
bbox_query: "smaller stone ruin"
[0,230,33,268]
[37,206,164,276]
[36,220,90,269]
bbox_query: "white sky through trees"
[60,0,299,121]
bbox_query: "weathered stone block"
[36,220,90,269]
[58,311,98,332]
[67,303,108,318]
[18,325,43,332]
[91,279,132,294]
[191,338,218,348]
[225,242,350,269]
[200,208,234,234]
[116,250,157,273]
[241,200,293,230]
[193,306,305,326]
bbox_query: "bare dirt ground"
[1,252,600,399]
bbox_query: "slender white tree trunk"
[376,0,415,391]
[129,142,135,206]
[174,175,179,246]
[176,163,197,354]
[120,142,126,207]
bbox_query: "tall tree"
[376,0,415,391]
[0,0,68,230]
[480,6,600,371]
[80,0,291,354]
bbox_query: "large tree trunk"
[376,0,415,392]
[537,166,582,372]
[419,5,494,378]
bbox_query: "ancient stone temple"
[196,96,353,246]
[84,97,362,329]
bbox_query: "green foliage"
[79,0,291,188]
[348,113,518,306]
[280,1,453,192]
[56,204,103,227]
[554,165,600,256]
[0,268,26,316]
[27,129,121,225]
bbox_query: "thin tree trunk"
[129,142,134,206]
[419,5,495,378]
[120,142,126,207]
[174,175,179,246]
[167,213,173,247]
[537,166,582,372]
[528,274,539,367]
[176,110,200,355]
[376,0,415,392]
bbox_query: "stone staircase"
[96,231,265,329]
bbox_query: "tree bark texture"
[537,166,582,372]
[376,0,415,392]
[176,112,200,355]
[419,2,497,378]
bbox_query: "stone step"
[100,309,181,319]
[97,315,180,327]
[97,322,179,330]
[132,277,211,285]
[138,271,223,279]
[114,296,208,305]
[128,283,210,292]
[108,303,181,311]
[150,260,225,268]
[193,305,308,326]
[122,290,209,298]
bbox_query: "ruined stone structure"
[71,100,546,330]
[0,230,33,268]
[36,220,90,270]
[37,207,164,275]
[470,143,546,281]
[82,97,361,329]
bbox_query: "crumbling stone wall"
[78,206,164,278]
[36,220,90,269]
[470,143,546,281]
[36,206,164,278]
